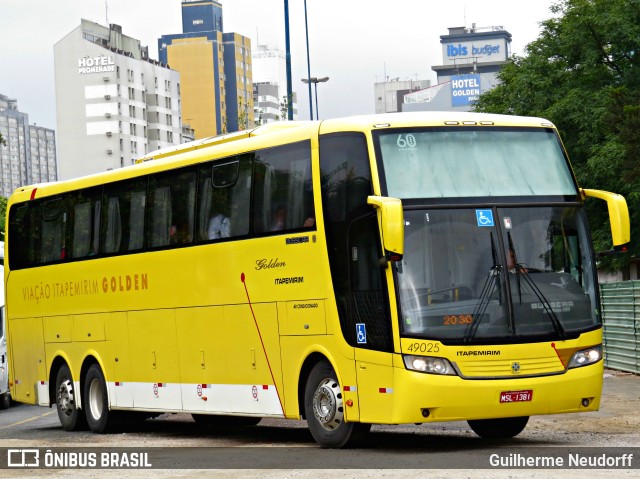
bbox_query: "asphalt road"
[0,370,638,478]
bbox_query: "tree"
[474,0,640,273]
[0,132,6,147]
[0,196,7,240]
[237,96,249,131]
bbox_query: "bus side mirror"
[580,188,630,254]
[367,195,404,264]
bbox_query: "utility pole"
[284,0,293,120]
[304,0,313,120]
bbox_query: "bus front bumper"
[385,361,603,424]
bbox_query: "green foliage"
[0,132,6,147]
[0,196,6,240]
[474,0,640,269]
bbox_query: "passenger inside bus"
[208,213,230,239]
[271,205,286,231]
[169,223,192,245]
[270,205,315,232]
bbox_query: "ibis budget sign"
[442,39,508,65]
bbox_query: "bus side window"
[41,198,66,263]
[103,178,147,254]
[197,155,252,241]
[252,141,314,234]
[148,168,196,248]
[8,203,39,269]
[70,188,101,259]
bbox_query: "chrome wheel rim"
[57,379,75,417]
[312,377,343,431]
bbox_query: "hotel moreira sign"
[78,56,115,74]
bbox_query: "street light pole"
[284,0,293,120]
[301,76,329,120]
[303,0,313,120]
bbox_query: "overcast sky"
[0,0,557,129]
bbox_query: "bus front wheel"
[55,364,87,431]
[84,364,116,433]
[467,416,529,439]
[304,360,370,448]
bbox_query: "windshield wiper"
[508,232,566,340]
[464,232,500,343]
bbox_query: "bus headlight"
[403,355,457,375]
[567,345,602,369]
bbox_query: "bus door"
[320,133,395,422]
[350,214,395,422]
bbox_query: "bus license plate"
[500,390,533,403]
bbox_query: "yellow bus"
[6,112,629,447]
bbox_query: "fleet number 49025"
[406,342,440,353]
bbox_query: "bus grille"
[454,356,565,378]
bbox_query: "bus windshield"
[396,205,597,343]
[377,127,577,198]
[374,127,598,344]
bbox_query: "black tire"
[192,414,261,427]
[0,391,10,410]
[55,364,87,431]
[467,416,529,439]
[84,364,117,433]
[304,360,370,448]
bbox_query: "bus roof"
[318,111,555,134]
[8,111,555,205]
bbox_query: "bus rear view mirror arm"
[367,195,404,264]
[580,188,630,252]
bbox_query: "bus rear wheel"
[467,416,529,439]
[304,360,370,448]
[84,364,117,433]
[55,364,87,431]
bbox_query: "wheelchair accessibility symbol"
[476,209,494,227]
[356,323,367,344]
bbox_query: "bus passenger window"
[197,156,252,241]
[70,188,101,259]
[148,168,196,248]
[8,204,39,269]
[252,141,314,234]
[102,178,147,254]
[41,198,66,263]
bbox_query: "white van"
[0,241,9,409]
